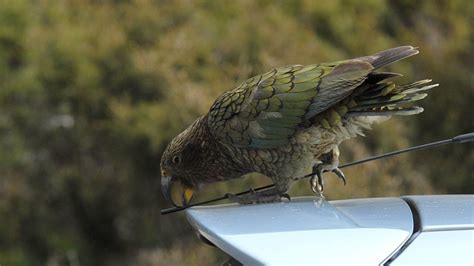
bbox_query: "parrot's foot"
[226,192,290,204]
[310,165,347,198]
[226,188,291,205]
[310,147,347,197]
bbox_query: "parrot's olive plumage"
[161,46,437,206]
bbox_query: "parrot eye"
[172,155,182,164]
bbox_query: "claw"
[310,166,325,198]
[317,171,324,192]
[280,193,291,201]
[332,168,347,186]
[310,175,318,193]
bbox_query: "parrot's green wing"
[208,60,374,149]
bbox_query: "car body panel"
[402,195,474,231]
[186,195,474,265]
[186,197,413,265]
[391,230,474,266]
[389,195,474,265]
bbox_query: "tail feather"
[347,75,437,117]
[365,72,402,84]
[345,46,435,118]
[346,106,424,117]
[357,46,419,69]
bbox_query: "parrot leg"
[309,147,347,197]
[226,180,291,204]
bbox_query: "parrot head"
[160,117,213,207]
[160,131,198,207]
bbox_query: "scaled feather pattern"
[160,46,437,206]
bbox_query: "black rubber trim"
[222,256,243,266]
[384,197,422,265]
[197,232,244,266]
[198,232,216,247]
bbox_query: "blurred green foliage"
[0,0,472,265]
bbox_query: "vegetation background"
[0,0,472,265]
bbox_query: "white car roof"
[186,195,474,265]
[187,197,412,265]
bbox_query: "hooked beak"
[161,175,176,207]
[161,176,194,207]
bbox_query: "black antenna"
[161,132,474,215]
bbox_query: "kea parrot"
[160,46,437,206]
